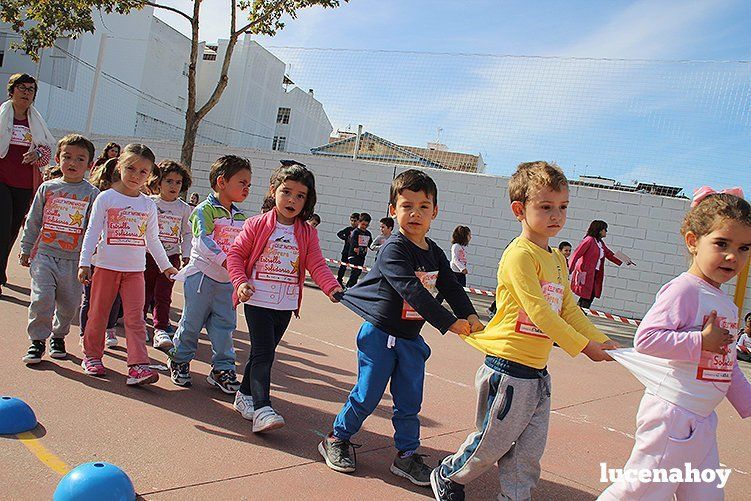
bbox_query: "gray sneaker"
[390,452,432,487]
[318,434,360,473]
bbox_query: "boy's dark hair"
[309,214,321,224]
[56,134,95,163]
[350,212,360,220]
[148,159,193,194]
[359,212,372,223]
[380,217,394,229]
[7,73,36,98]
[209,155,252,191]
[586,220,608,240]
[558,241,572,250]
[389,169,438,206]
[452,225,471,246]
[261,163,317,221]
[744,312,751,323]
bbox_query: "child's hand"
[467,314,484,333]
[78,266,91,285]
[449,319,471,336]
[601,339,621,350]
[237,282,255,303]
[328,286,344,303]
[164,267,178,281]
[701,310,734,354]
[19,254,31,267]
[582,340,615,362]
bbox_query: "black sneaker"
[318,434,360,473]
[169,359,192,386]
[430,467,465,501]
[207,369,240,394]
[49,338,67,359]
[22,340,45,365]
[390,452,433,487]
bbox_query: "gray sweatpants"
[27,254,83,341]
[440,363,551,501]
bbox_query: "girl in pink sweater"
[602,187,751,500]
[227,161,342,433]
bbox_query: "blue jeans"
[333,322,431,452]
[172,272,236,370]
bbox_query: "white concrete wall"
[275,87,333,154]
[53,133,751,320]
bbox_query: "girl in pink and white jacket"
[601,187,751,500]
[227,161,342,433]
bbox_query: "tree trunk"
[181,110,200,168]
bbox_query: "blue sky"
[156,0,751,192]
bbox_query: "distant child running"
[20,134,99,364]
[435,225,471,304]
[336,212,359,286]
[78,144,178,385]
[370,216,394,255]
[432,162,617,501]
[320,169,483,487]
[144,160,193,349]
[168,156,250,394]
[346,212,372,287]
[601,187,751,500]
[227,161,342,432]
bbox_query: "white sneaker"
[152,330,173,350]
[252,406,285,433]
[105,328,118,348]
[233,391,255,421]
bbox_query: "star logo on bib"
[171,224,179,236]
[69,210,84,227]
[138,221,148,237]
[291,257,299,274]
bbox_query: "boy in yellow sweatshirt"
[430,161,619,501]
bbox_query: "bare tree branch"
[146,1,193,22]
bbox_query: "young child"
[319,169,483,487]
[20,134,99,364]
[737,312,751,363]
[370,216,394,254]
[558,240,572,261]
[78,144,177,385]
[435,225,471,304]
[168,156,251,393]
[143,160,193,349]
[80,156,122,348]
[601,187,751,500]
[307,213,321,228]
[336,212,360,286]
[431,161,617,501]
[345,212,372,287]
[227,162,342,432]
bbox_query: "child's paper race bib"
[158,213,182,244]
[515,281,564,338]
[106,208,148,246]
[254,239,299,285]
[402,270,439,320]
[358,235,370,247]
[42,197,89,235]
[212,223,242,254]
[10,124,32,147]
[696,315,736,382]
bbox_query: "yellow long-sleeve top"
[464,237,609,369]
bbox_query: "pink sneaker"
[126,365,159,386]
[81,357,106,376]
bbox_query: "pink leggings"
[599,392,722,500]
[82,268,149,366]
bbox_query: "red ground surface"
[1,257,749,500]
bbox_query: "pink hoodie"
[226,208,339,312]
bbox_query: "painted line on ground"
[16,431,71,476]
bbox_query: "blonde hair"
[681,193,751,238]
[508,161,568,203]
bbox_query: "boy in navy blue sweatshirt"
[319,169,484,487]
[345,212,372,287]
[336,212,360,286]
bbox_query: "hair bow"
[691,186,745,207]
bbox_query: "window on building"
[276,107,291,124]
[272,136,287,151]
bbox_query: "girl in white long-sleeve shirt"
[78,144,177,385]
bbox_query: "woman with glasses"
[0,73,55,295]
